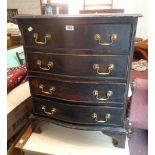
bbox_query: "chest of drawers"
[16,14,140,148]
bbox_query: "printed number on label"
[65,25,74,31]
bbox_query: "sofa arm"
[129,78,148,130]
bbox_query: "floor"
[128,129,148,155]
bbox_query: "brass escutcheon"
[91,113,111,123]
[41,105,56,115]
[33,33,51,45]
[93,64,114,75]
[39,84,55,95]
[37,60,54,71]
[94,33,118,46]
[93,90,113,101]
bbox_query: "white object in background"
[7,22,21,35]
[128,84,132,97]
[7,81,31,114]
[56,6,60,15]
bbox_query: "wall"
[7,0,147,38]
[68,0,147,39]
[113,0,147,39]
[7,0,41,15]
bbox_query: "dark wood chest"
[16,14,140,148]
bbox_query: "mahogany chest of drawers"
[16,14,140,148]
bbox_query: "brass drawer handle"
[93,64,114,75]
[91,113,111,123]
[41,105,56,115]
[94,33,118,46]
[33,33,51,45]
[93,90,113,101]
[37,60,54,71]
[39,84,55,95]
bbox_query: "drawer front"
[33,97,124,126]
[22,23,131,51]
[29,77,126,105]
[27,52,129,79]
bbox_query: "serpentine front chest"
[16,14,140,148]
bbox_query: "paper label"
[28,27,33,32]
[65,25,74,31]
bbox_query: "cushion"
[7,64,27,93]
[7,81,31,114]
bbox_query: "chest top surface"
[15,14,141,23]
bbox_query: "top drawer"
[22,23,131,51]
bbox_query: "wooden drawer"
[22,23,131,51]
[33,97,124,126]
[29,77,126,105]
[27,52,129,80]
